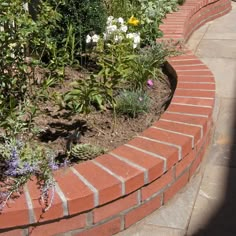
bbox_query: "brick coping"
[0,0,232,235]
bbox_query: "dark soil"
[34,66,173,163]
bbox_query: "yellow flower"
[128,16,139,26]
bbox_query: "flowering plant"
[0,138,58,211]
[86,16,141,49]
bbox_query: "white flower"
[114,35,123,43]
[117,17,124,24]
[133,34,140,48]
[126,33,134,39]
[107,16,114,25]
[103,33,108,40]
[120,25,128,33]
[86,34,91,44]
[133,43,138,49]
[106,24,117,34]
[92,34,100,43]
[126,33,140,48]
[133,33,140,44]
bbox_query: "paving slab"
[187,167,236,236]
[186,23,211,52]
[207,143,236,167]
[203,5,236,40]
[195,39,236,59]
[142,174,201,230]
[116,223,185,236]
[197,58,236,98]
[213,98,236,144]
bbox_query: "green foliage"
[63,75,109,114]
[115,90,151,118]
[104,0,132,18]
[126,41,182,90]
[96,35,137,89]
[0,0,63,133]
[50,0,107,54]
[0,99,37,137]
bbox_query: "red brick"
[74,218,121,236]
[172,96,214,107]
[153,120,201,145]
[142,127,192,159]
[142,171,173,201]
[177,76,214,83]
[177,82,215,90]
[95,154,144,194]
[169,59,203,66]
[174,89,215,98]
[167,103,212,117]
[125,195,162,228]
[161,113,208,134]
[112,145,164,183]
[74,161,122,205]
[54,168,94,215]
[94,192,138,223]
[190,136,210,178]
[128,137,179,170]
[0,229,24,236]
[176,151,195,177]
[27,177,64,222]
[174,65,209,71]
[0,193,29,228]
[164,171,189,203]
[190,154,202,178]
[29,213,86,236]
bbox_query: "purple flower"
[18,163,38,175]
[147,79,154,88]
[48,159,59,171]
[5,147,20,176]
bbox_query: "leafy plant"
[115,90,151,118]
[63,75,108,114]
[0,0,64,132]
[0,138,58,211]
[93,16,140,91]
[125,41,182,90]
[49,0,107,55]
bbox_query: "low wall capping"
[0,0,232,235]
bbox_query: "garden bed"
[35,67,173,160]
[0,0,232,235]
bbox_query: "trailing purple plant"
[0,138,58,212]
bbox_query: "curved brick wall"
[0,0,232,235]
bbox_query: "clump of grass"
[115,90,151,118]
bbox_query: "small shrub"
[115,90,151,118]
[0,138,58,211]
[63,75,109,114]
[126,41,182,90]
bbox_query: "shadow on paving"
[192,102,236,235]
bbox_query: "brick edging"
[0,0,232,235]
